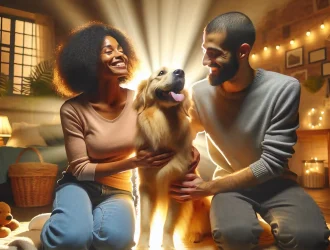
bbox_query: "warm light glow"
[264,46,268,51]
[306,30,311,36]
[290,39,295,45]
[321,23,325,29]
[0,116,12,137]
[252,53,256,58]
[307,107,325,129]
[276,45,280,50]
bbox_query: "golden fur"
[133,67,210,249]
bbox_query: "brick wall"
[250,0,330,181]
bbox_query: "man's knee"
[274,225,329,250]
[212,222,261,250]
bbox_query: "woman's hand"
[133,149,175,169]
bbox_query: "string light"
[308,108,325,129]
[252,21,326,61]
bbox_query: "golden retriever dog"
[133,67,211,249]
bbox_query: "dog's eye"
[158,70,166,76]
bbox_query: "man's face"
[202,32,239,86]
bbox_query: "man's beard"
[208,55,239,86]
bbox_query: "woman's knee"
[41,215,93,250]
[92,229,135,250]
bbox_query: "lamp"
[0,116,12,146]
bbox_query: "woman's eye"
[158,70,165,76]
[105,50,113,54]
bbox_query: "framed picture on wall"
[322,61,330,76]
[286,47,304,69]
[291,69,307,83]
[309,47,327,64]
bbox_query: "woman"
[40,22,179,250]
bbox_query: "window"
[0,14,40,95]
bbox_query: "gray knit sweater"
[190,68,300,183]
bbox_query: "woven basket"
[8,147,58,207]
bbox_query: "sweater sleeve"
[60,102,97,181]
[249,80,300,183]
[189,94,205,139]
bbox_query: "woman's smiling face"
[99,36,129,79]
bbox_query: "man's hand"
[170,173,214,202]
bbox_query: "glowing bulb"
[321,23,325,29]
[276,45,280,50]
[306,31,311,36]
[290,39,295,45]
[252,54,256,58]
[264,46,268,51]
[319,117,323,120]
[308,112,311,116]
[312,108,315,112]
[306,170,310,174]
[321,111,324,114]
[319,123,322,126]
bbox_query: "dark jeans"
[210,178,330,250]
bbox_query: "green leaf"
[23,59,58,96]
[0,73,10,97]
[303,76,325,93]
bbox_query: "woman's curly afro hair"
[54,22,138,97]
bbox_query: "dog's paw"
[134,245,149,250]
[161,244,175,250]
[187,232,203,243]
[162,234,175,250]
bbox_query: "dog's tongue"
[170,92,185,102]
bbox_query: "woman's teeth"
[113,62,125,67]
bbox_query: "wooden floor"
[1,188,330,249]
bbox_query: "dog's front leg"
[162,199,182,249]
[136,184,156,249]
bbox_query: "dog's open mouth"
[155,88,185,102]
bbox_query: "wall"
[251,0,330,179]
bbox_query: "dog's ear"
[181,89,191,117]
[133,79,148,114]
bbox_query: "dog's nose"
[173,69,184,77]
[6,215,12,221]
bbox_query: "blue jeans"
[41,174,135,250]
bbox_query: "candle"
[302,160,325,188]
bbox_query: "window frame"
[0,13,36,95]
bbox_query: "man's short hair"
[205,12,256,52]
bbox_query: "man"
[171,12,330,250]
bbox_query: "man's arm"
[171,80,300,199]
[189,96,205,139]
